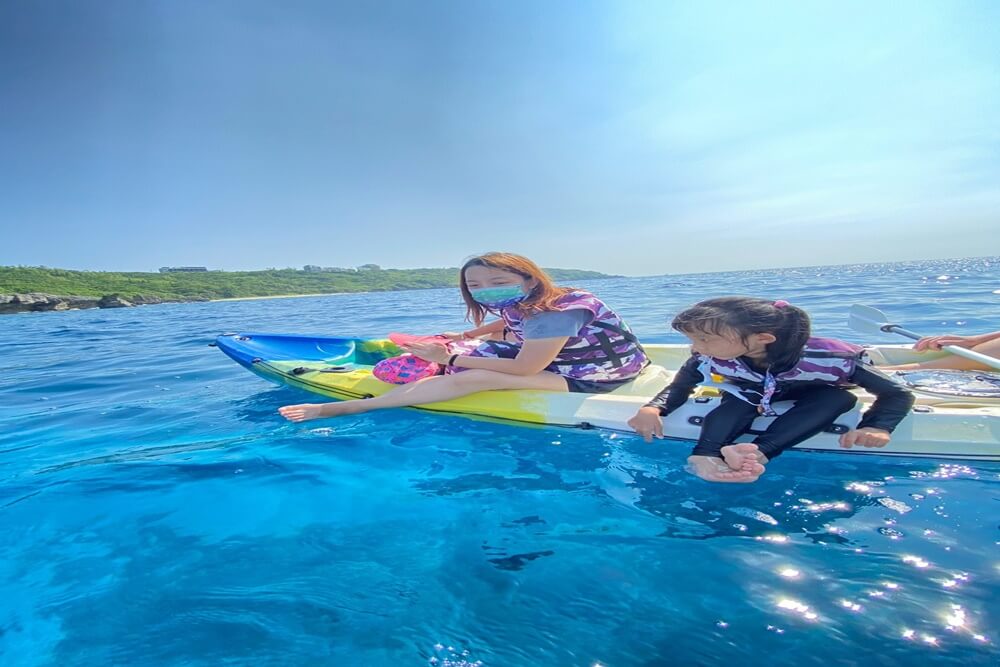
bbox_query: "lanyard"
[758,369,779,416]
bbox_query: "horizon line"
[2,254,997,279]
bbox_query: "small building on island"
[159,266,209,273]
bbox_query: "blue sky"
[1,0,997,275]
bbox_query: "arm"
[451,337,568,375]
[405,337,569,376]
[852,365,915,432]
[915,330,1000,351]
[445,309,588,375]
[645,356,703,416]
[629,356,703,442]
[418,310,588,376]
[465,319,507,338]
[838,364,915,448]
[441,319,507,340]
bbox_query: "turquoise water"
[1,258,998,666]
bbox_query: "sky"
[1,0,998,276]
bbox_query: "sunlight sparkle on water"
[944,605,966,628]
[902,555,930,568]
[776,598,818,621]
[914,464,978,480]
[801,500,850,513]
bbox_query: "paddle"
[848,304,1000,371]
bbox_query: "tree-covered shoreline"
[0,265,617,313]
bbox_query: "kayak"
[214,333,1000,461]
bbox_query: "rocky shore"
[0,293,208,314]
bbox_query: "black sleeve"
[851,365,915,432]
[644,355,703,416]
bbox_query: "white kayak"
[217,333,1000,461]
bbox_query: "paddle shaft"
[881,324,1000,370]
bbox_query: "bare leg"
[279,369,568,422]
[883,338,1000,371]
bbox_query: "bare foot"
[720,444,767,477]
[686,455,761,484]
[278,401,361,422]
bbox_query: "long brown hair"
[459,252,574,325]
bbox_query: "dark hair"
[459,252,573,325]
[671,296,811,368]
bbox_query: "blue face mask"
[469,285,527,308]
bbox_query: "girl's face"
[463,266,534,293]
[683,329,776,360]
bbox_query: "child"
[627,297,915,483]
[279,252,649,422]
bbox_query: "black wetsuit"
[645,356,915,459]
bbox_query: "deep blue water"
[1,257,998,666]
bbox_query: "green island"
[0,265,617,314]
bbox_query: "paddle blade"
[847,304,890,335]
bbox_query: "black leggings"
[692,384,858,460]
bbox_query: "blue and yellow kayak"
[215,333,1000,460]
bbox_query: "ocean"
[1,257,997,665]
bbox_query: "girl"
[279,252,648,422]
[627,297,914,483]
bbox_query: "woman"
[279,252,648,422]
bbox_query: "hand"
[401,340,451,364]
[839,427,891,449]
[278,403,326,422]
[628,406,664,442]
[438,331,467,341]
[913,334,980,352]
